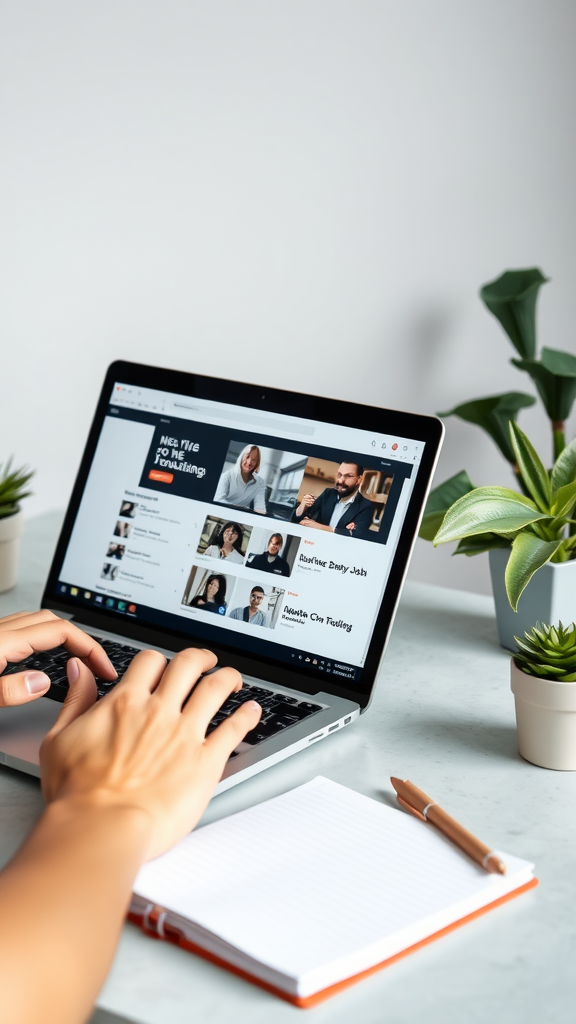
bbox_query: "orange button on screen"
[148,470,174,484]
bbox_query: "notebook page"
[134,777,533,992]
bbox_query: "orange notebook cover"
[130,777,537,1007]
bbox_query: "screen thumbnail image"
[181,565,237,616]
[100,562,119,581]
[245,527,300,578]
[106,543,125,561]
[114,520,132,539]
[196,515,252,566]
[293,457,394,539]
[227,579,284,629]
[119,500,138,519]
[213,441,307,520]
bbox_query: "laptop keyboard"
[0,638,324,748]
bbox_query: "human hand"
[0,610,117,708]
[300,518,333,532]
[296,494,316,517]
[40,648,261,860]
[345,521,356,532]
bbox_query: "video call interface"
[55,384,423,686]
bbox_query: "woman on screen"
[188,573,227,614]
[204,522,245,564]
[213,444,267,514]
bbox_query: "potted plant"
[419,268,576,649]
[511,621,576,770]
[0,459,34,593]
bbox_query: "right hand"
[296,493,316,516]
[40,648,262,860]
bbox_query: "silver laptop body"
[0,361,443,792]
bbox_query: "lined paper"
[133,777,533,994]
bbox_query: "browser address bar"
[171,402,316,436]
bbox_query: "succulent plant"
[514,621,576,682]
[0,459,34,519]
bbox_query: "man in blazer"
[291,462,374,538]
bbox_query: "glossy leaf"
[437,392,536,464]
[551,438,576,492]
[418,470,475,541]
[505,532,564,611]
[479,268,548,359]
[453,533,512,557]
[508,421,552,512]
[433,487,551,546]
[512,347,576,422]
[551,479,576,518]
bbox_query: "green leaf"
[418,470,475,541]
[508,421,552,512]
[433,487,551,546]
[551,479,576,518]
[505,533,564,611]
[453,533,512,556]
[512,347,576,422]
[551,438,576,492]
[437,392,536,464]
[479,268,548,359]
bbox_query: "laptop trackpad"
[0,697,61,768]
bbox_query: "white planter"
[0,510,24,593]
[489,547,576,651]
[511,659,576,770]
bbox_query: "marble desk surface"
[1,513,574,1024]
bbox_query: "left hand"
[0,610,117,708]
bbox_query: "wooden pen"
[390,777,506,875]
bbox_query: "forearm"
[0,799,152,1024]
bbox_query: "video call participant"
[292,462,374,538]
[229,586,269,626]
[188,573,227,614]
[214,444,267,514]
[204,522,245,564]
[247,533,291,576]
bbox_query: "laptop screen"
[45,364,441,702]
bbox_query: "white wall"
[1,0,575,595]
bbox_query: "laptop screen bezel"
[42,360,443,711]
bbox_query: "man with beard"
[291,462,374,538]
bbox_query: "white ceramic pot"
[0,510,24,593]
[510,659,576,770]
[489,547,576,651]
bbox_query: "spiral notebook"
[129,777,536,1008]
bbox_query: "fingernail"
[247,701,261,711]
[106,656,118,678]
[67,658,80,684]
[25,672,50,695]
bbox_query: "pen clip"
[396,794,427,822]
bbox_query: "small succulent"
[514,621,576,682]
[0,459,34,519]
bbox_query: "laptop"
[0,361,443,791]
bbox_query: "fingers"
[205,701,262,760]
[181,664,242,727]
[0,609,58,632]
[153,648,221,710]
[0,670,51,707]
[0,620,117,680]
[116,648,170,696]
[46,659,98,736]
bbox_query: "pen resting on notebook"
[390,777,506,875]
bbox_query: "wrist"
[44,796,155,858]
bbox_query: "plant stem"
[552,421,565,462]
